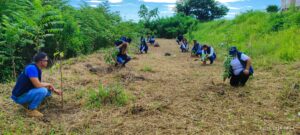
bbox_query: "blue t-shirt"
[25,65,39,78]
[11,64,42,97]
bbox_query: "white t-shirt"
[230,54,249,75]
[202,47,214,57]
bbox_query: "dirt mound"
[85,63,114,74]
[118,72,146,84]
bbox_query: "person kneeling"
[191,40,202,57]
[140,36,148,54]
[11,52,62,117]
[228,47,254,87]
[116,38,131,67]
[201,45,216,64]
[179,39,189,52]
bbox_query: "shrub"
[87,82,130,108]
[104,48,119,65]
[140,66,154,72]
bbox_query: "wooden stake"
[60,56,63,109]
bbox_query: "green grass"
[140,66,154,72]
[187,10,300,66]
[87,82,131,108]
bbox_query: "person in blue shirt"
[140,36,148,54]
[227,47,253,87]
[191,40,202,57]
[115,37,131,67]
[201,45,217,64]
[149,35,155,45]
[11,52,62,117]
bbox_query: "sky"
[69,0,281,21]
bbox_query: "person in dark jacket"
[191,40,202,57]
[179,38,189,52]
[227,46,253,87]
[201,45,217,64]
[140,36,148,54]
[149,35,155,45]
[11,52,62,117]
[176,34,184,45]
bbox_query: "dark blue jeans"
[140,45,148,53]
[11,87,51,110]
[230,71,250,87]
[208,53,217,64]
[117,54,131,65]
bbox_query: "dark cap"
[229,46,238,55]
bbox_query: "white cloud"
[225,12,239,19]
[140,0,177,3]
[86,0,102,3]
[109,0,122,3]
[216,0,244,3]
[90,4,98,7]
[165,4,176,11]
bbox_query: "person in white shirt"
[228,46,253,87]
[201,45,216,64]
[179,38,189,52]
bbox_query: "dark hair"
[33,52,48,63]
[203,45,208,48]
[127,38,132,43]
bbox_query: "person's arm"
[116,43,124,49]
[243,57,252,75]
[208,47,214,57]
[30,78,62,95]
[30,78,52,88]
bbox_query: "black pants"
[230,71,250,87]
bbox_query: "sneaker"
[26,110,44,117]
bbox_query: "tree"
[0,0,142,82]
[266,5,279,13]
[138,4,159,24]
[176,0,229,21]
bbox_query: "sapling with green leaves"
[104,48,119,65]
[223,54,233,82]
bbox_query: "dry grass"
[0,39,299,134]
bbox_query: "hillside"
[188,11,300,65]
[0,39,299,134]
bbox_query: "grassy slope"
[188,10,300,67]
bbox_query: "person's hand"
[53,89,63,95]
[243,69,250,75]
[46,83,55,90]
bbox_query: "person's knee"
[230,79,239,87]
[127,56,131,61]
[117,57,124,64]
[35,87,49,97]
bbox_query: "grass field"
[0,39,299,134]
